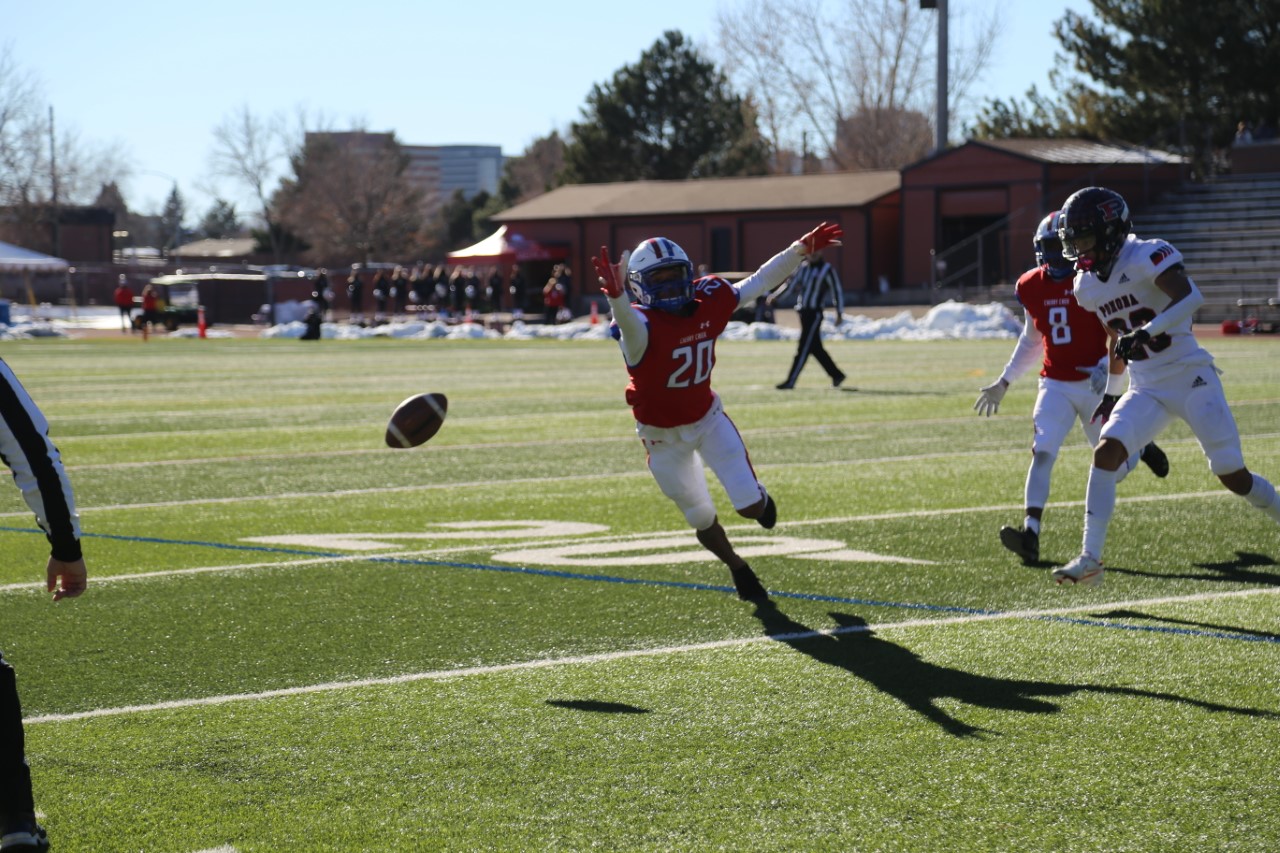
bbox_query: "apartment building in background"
[308,133,502,215]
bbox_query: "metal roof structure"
[494,170,901,221]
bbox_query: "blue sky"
[7,0,1071,217]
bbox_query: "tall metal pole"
[49,106,60,256]
[935,0,949,153]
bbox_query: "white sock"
[1082,466,1119,561]
[1025,516,1041,535]
[1244,474,1280,523]
[1025,452,1054,513]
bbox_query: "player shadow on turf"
[545,699,651,714]
[749,602,1279,739]
[1106,551,1280,585]
[1090,609,1280,642]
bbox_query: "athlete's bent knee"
[1093,438,1129,471]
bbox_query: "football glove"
[798,222,843,254]
[1092,393,1121,424]
[973,380,1008,417]
[1114,328,1151,362]
[1076,359,1109,396]
[592,247,628,299]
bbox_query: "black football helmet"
[1058,186,1132,279]
[1033,210,1073,280]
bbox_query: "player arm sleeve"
[0,365,82,561]
[607,294,649,365]
[1141,272,1204,337]
[998,310,1043,385]
[828,268,844,316]
[735,243,806,305]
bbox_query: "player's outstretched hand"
[973,380,1007,417]
[593,247,628,298]
[47,556,86,602]
[799,222,843,253]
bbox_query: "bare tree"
[209,104,288,260]
[504,131,567,202]
[1,46,132,250]
[715,0,999,171]
[274,131,428,265]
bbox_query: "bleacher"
[1135,173,1280,328]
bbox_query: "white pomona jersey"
[1073,233,1214,383]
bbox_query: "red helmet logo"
[1096,197,1126,221]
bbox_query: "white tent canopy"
[0,240,69,272]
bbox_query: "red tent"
[445,225,568,265]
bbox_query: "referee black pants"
[0,651,36,822]
[779,308,844,388]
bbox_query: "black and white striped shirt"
[0,358,82,561]
[778,259,845,314]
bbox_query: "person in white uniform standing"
[1051,186,1280,587]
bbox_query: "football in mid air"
[385,393,448,448]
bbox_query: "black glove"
[1092,393,1121,424]
[1115,328,1151,362]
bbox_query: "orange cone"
[197,305,207,339]
[590,301,599,325]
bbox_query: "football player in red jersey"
[593,223,843,602]
[974,211,1168,564]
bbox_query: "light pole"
[920,0,948,154]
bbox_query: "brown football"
[385,393,448,448]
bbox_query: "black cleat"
[832,371,846,388]
[999,525,1040,563]
[775,382,794,390]
[0,819,49,851]
[757,494,777,529]
[1140,442,1169,478]
[731,564,770,602]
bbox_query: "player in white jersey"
[1049,186,1280,587]
[974,211,1167,565]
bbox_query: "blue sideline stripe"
[5,525,1277,643]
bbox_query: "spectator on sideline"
[370,268,389,323]
[139,284,161,340]
[112,275,134,333]
[542,266,567,324]
[311,268,332,321]
[347,267,365,325]
[0,356,87,852]
[592,222,843,602]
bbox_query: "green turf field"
[2,333,1279,851]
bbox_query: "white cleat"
[1052,553,1104,587]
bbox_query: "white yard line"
[26,585,1280,726]
[0,489,1240,593]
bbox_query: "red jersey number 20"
[668,340,715,388]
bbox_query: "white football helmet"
[627,237,694,311]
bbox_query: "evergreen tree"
[160,184,185,252]
[970,0,1280,177]
[562,31,769,184]
[200,199,241,239]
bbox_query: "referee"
[768,249,847,389]
[1,356,87,851]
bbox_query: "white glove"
[973,380,1008,417]
[1077,359,1109,396]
